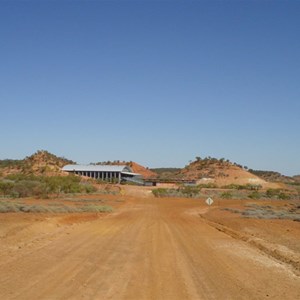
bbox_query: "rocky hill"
[175,157,281,188]
[0,150,74,177]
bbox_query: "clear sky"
[0,1,299,175]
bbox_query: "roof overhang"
[121,171,141,176]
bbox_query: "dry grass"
[222,203,300,221]
[0,200,113,213]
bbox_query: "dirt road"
[0,197,299,299]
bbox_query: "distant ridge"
[0,151,298,186]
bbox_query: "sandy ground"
[0,191,299,299]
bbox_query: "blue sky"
[0,1,299,175]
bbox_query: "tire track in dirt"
[0,198,299,300]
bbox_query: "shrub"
[278,192,290,200]
[221,192,232,199]
[197,183,218,189]
[0,174,100,199]
[152,188,171,197]
[248,191,261,199]
[0,181,14,195]
[223,184,262,190]
[180,186,201,197]
[83,184,97,194]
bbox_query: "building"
[62,164,141,184]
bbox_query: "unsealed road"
[0,198,299,299]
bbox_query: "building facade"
[62,164,140,183]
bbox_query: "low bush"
[248,191,261,199]
[220,192,233,199]
[197,183,218,189]
[222,203,300,221]
[152,187,201,198]
[0,200,113,214]
[152,188,174,197]
[0,175,98,198]
[222,184,262,190]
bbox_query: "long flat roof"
[62,164,132,173]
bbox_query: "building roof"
[62,164,133,173]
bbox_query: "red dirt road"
[0,197,299,299]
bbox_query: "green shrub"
[248,191,261,199]
[266,188,283,198]
[180,186,201,197]
[83,184,97,193]
[12,180,47,198]
[278,192,290,200]
[221,192,232,199]
[0,181,14,195]
[0,174,99,198]
[152,188,170,197]
[223,184,262,190]
[266,189,291,200]
[197,183,218,189]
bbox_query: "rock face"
[176,158,280,188]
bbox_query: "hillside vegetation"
[248,169,296,184]
[150,168,181,180]
[175,157,281,189]
[0,151,298,199]
[0,150,74,177]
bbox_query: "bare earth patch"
[0,194,299,299]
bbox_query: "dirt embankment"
[199,205,300,274]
